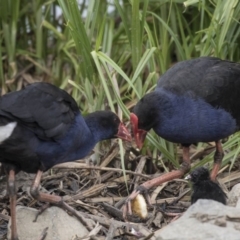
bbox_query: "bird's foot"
[33,203,51,222]
[122,166,190,220]
[33,195,93,231]
[123,189,140,219]
[58,201,93,231]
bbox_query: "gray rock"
[155,200,240,240]
[228,183,240,208]
[8,206,88,240]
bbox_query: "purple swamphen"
[0,82,131,240]
[186,167,227,205]
[124,56,239,217]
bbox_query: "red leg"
[30,170,92,231]
[8,169,19,240]
[123,146,191,219]
[210,141,224,181]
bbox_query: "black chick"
[186,167,227,205]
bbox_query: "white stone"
[8,206,88,240]
[155,200,240,240]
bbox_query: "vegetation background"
[1,0,240,171]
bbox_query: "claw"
[122,190,138,219]
[128,200,133,216]
[33,203,51,222]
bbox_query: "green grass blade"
[59,0,96,80]
[131,0,141,70]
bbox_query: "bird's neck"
[84,114,114,142]
[64,114,96,156]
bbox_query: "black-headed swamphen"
[123,56,239,217]
[0,82,131,240]
[186,167,227,205]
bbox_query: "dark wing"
[157,56,240,123]
[0,82,80,140]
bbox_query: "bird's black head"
[85,111,131,142]
[133,93,159,131]
[130,92,160,148]
[188,167,210,184]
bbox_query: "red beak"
[130,113,147,149]
[116,122,132,142]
